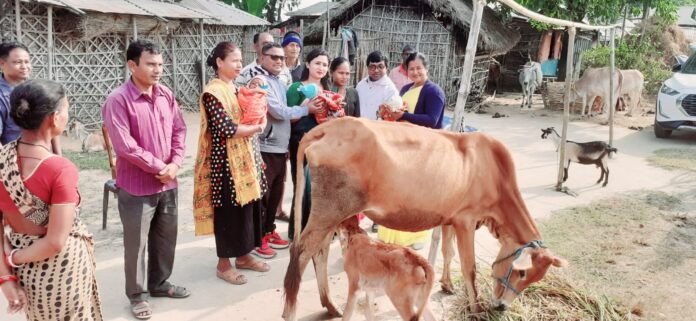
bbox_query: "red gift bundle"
[237,86,268,125]
[314,90,346,124]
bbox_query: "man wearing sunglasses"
[252,43,322,258]
[355,50,400,121]
[236,32,274,86]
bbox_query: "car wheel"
[654,120,672,138]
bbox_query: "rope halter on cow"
[491,240,546,295]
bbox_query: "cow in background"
[518,61,543,109]
[570,67,622,117]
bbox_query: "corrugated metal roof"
[177,0,269,25]
[23,0,268,25]
[286,1,339,17]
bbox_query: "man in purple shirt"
[102,40,189,320]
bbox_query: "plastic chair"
[102,124,119,229]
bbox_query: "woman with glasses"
[378,52,446,250]
[286,48,330,238]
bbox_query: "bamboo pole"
[497,0,617,30]
[15,0,21,41]
[132,16,138,41]
[450,0,485,134]
[556,27,576,191]
[609,28,615,146]
[170,28,178,98]
[428,0,486,267]
[199,19,205,89]
[47,6,53,80]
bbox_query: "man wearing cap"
[280,31,303,86]
[388,44,414,92]
[236,32,274,86]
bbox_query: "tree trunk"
[265,0,278,23]
[620,0,628,44]
[639,0,651,45]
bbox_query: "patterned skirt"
[8,223,103,321]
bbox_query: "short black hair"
[253,32,261,44]
[402,44,414,54]
[366,51,388,67]
[0,42,29,60]
[404,52,428,69]
[261,42,283,54]
[126,40,161,65]
[10,79,66,130]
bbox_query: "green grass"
[450,191,688,320]
[63,150,111,172]
[647,148,696,172]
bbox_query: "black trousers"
[260,152,287,234]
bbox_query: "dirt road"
[3,95,695,320]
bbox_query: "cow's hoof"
[326,304,342,317]
[440,283,455,294]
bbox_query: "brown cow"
[282,117,566,321]
[337,216,436,321]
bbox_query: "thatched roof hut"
[301,0,520,107]
[0,0,268,127]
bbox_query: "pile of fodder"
[449,271,630,321]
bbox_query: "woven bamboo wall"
[0,1,256,128]
[310,1,490,109]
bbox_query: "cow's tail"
[292,128,324,242]
[615,69,624,108]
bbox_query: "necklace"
[18,140,52,153]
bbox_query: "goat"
[541,127,617,187]
[336,216,436,321]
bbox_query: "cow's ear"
[551,255,568,268]
[512,248,533,270]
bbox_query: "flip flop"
[150,285,191,298]
[131,301,152,320]
[236,258,271,272]
[216,269,247,285]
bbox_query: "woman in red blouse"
[0,79,102,320]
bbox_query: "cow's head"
[490,242,567,311]
[540,127,554,139]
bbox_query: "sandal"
[131,301,152,320]
[216,268,248,285]
[236,258,271,272]
[150,284,191,298]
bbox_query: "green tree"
[219,0,303,23]
[510,0,680,30]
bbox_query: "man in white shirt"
[355,51,400,120]
[236,32,274,86]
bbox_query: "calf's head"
[491,245,567,311]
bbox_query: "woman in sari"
[0,79,102,320]
[193,41,269,285]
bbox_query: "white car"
[655,54,696,138]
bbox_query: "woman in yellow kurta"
[378,52,447,249]
[193,41,269,285]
